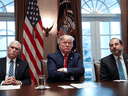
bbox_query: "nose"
[13,48,16,51]
[66,43,69,46]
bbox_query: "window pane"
[110,22,120,34]
[96,1,102,12]
[92,1,97,11]
[8,21,15,35]
[100,22,109,34]
[87,1,93,11]
[111,36,120,39]
[82,3,92,13]
[100,36,109,48]
[82,36,91,48]
[98,4,107,13]
[82,22,91,35]
[105,0,117,7]
[101,49,111,58]
[6,2,14,12]
[0,36,6,50]
[8,36,15,46]
[0,22,6,35]
[84,64,92,76]
[83,50,92,62]
[109,3,121,14]
[0,3,6,12]
[0,51,7,58]
[1,0,13,5]
[100,9,109,14]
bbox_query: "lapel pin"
[71,57,73,59]
[17,64,19,66]
[126,60,128,62]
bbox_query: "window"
[0,0,15,58]
[81,0,121,81]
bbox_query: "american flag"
[22,0,44,85]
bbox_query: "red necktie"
[64,54,67,68]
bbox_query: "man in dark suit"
[100,38,128,81]
[0,41,31,85]
[47,35,85,83]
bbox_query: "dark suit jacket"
[100,54,128,81]
[0,57,31,85]
[46,51,85,83]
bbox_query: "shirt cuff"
[63,68,68,73]
[1,81,4,86]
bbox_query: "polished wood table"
[0,81,128,96]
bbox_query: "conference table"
[0,81,128,96]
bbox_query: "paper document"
[35,86,51,89]
[113,80,128,82]
[70,83,97,88]
[0,85,20,90]
[58,85,74,89]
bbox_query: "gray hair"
[8,41,21,51]
[58,35,74,45]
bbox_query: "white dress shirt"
[1,57,22,85]
[113,54,127,80]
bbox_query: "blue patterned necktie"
[8,60,14,77]
[117,57,125,80]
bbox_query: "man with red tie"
[46,35,84,83]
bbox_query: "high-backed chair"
[41,60,48,80]
[94,63,100,81]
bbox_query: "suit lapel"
[109,54,119,73]
[3,57,6,76]
[67,52,74,67]
[56,51,64,67]
[123,54,128,74]
[15,58,20,77]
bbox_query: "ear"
[7,47,9,51]
[59,43,61,48]
[121,45,124,49]
[17,50,21,55]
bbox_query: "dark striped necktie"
[8,60,14,77]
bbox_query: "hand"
[2,76,21,85]
[57,68,64,72]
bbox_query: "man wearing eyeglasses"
[0,40,31,85]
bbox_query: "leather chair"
[94,63,100,81]
[41,60,49,80]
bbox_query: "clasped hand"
[57,68,64,72]
[2,76,20,85]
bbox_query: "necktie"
[8,60,14,77]
[117,57,125,80]
[64,54,67,68]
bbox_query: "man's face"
[7,42,20,60]
[109,39,123,56]
[59,38,72,54]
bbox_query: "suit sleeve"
[100,59,109,81]
[67,54,85,79]
[17,61,31,85]
[47,55,69,81]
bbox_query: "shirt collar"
[113,54,123,60]
[7,56,16,64]
[61,52,69,57]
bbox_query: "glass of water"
[38,75,46,89]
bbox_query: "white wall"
[38,0,58,60]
